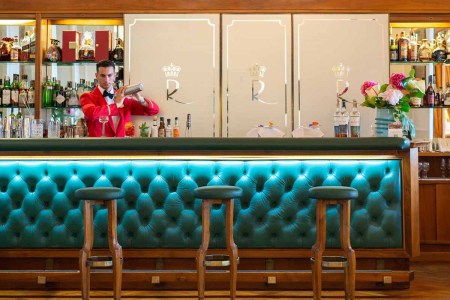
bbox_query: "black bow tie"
[102,90,115,99]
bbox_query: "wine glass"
[99,116,109,137]
[440,158,446,178]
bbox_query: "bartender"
[80,60,159,137]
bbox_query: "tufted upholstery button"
[43,232,49,237]
[30,217,35,223]
[29,185,35,192]
[44,170,48,176]
[15,232,20,237]
[128,232,134,238]
[386,168,390,173]
[73,170,77,175]
[72,233,77,238]
[16,170,20,175]
[142,186,148,193]
[101,170,105,175]
[129,170,132,176]
[1,186,6,192]
[156,232,162,238]
[101,232,106,238]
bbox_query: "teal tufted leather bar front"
[0,159,402,249]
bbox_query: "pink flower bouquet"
[360,70,425,138]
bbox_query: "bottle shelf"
[43,61,123,66]
[42,106,81,109]
[0,106,35,109]
[411,105,450,109]
[390,61,449,65]
[0,61,35,65]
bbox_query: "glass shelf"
[390,61,449,65]
[412,105,450,109]
[41,106,81,109]
[0,61,35,65]
[43,61,123,66]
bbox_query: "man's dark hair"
[96,60,116,72]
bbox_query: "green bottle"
[42,76,53,107]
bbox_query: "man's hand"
[114,86,126,108]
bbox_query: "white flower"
[406,79,425,93]
[379,86,404,106]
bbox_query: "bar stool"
[308,186,358,300]
[194,185,243,300]
[75,187,125,300]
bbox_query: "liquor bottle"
[21,32,31,62]
[425,75,435,107]
[151,115,158,137]
[432,36,447,62]
[433,75,441,106]
[42,76,53,107]
[158,117,165,137]
[67,81,79,107]
[339,101,349,137]
[112,38,124,62]
[165,118,173,137]
[29,28,36,61]
[76,79,85,100]
[18,74,29,108]
[185,113,192,137]
[27,80,35,108]
[10,74,20,106]
[409,33,418,62]
[2,76,11,107]
[333,99,341,137]
[173,117,180,138]
[443,83,450,106]
[397,31,409,62]
[0,78,3,105]
[10,36,21,62]
[419,39,432,62]
[389,37,398,61]
[349,100,361,138]
[55,86,66,107]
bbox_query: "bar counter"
[0,137,419,290]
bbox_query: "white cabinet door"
[222,15,292,137]
[294,14,389,137]
[125,14,220,137]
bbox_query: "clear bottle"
[165,118,173,137]
[76,79,85,100]
[443,83,450,105]
[27,80,35,108]
[349,100,361,138]
[173,117,180,138]
[67,81,79,107]
[419,39,432,62]
[10,36,21,62]
[2,76,11,107]
[333,99,341,137]
[151,115,158,137]
[20,32,31,62]
[158,117,165,137]
[185,113,192,137]
[18,74,29,108]
[339,101,349,138]
[409,33,418,62]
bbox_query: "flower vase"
[374,108,395,137]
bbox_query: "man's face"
[96,66,116,91]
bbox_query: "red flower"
[389,73,406,90]
[360,81,378,96]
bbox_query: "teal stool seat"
[75,187,125,201]
[308,186,358,200]
[194,185,243,200]
[195,185,243,300]
[309,186,358,300]
[75,187,125,300]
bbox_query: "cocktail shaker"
[124,83,143,96]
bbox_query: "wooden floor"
[1,261,449,300]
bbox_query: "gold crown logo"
[162,63,181,78]
[249,63,267,78]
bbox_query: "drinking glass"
[441,158,447,178]
[99,116,109,137]
[421,162,430,179]
[30,119,44,138]
[418,162,423,178]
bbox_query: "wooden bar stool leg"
[197,201,211,300]
[80,201,94,300]
[341,201,355,300]
[226,199,238,300]
[311,201,326,300]
[108,201,123,300]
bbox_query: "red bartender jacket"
[80,86,159,137]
